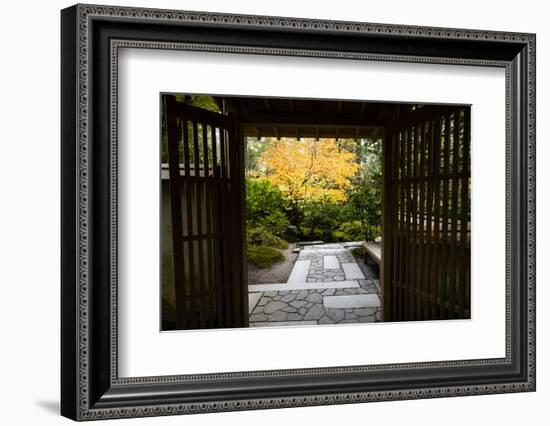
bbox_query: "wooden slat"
[459,109,470,318]
[418,122,427,319]
[201,123,214,326]
[219,127,232,326]
[405,127,413,320]
[382,123,394,320]
[211,127,225,328]
[448,111,461,318]
[431,117,443,319]
[412,125,420,319]
[182,118,197,326]
[425,120,435,317]
[398,131,405,321]
[391,132,399,319]
[192,121,207,328]
[165,96,187,329]
[232,113,248,327]
[439,114,452,319]
[229,113,243,327]
[235,114,249,326]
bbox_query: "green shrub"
[321,229,334,242]
[261,210,290,238]
[246,179,286,221]
[338,221,365,241]
[247,245,283,268]
[301,200,340,237]
[246,178,292,239]
[298,226,324,241]
[246,226,288,250]
[332,230,352,242]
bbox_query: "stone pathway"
[248,242,381,327]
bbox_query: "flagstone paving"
[248,242,381,327]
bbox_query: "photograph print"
[161,94,471,331]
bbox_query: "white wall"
[0,0,546,424]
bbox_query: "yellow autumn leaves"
[259,138,359,204]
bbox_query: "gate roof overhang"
[217,96,394,140]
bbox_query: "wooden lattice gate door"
[164,95,247,330]
[382,105,471,322]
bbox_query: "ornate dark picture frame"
[61,4,536,421]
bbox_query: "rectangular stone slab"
[248,280,359,292]
[323,294,381,309]
[248,292,262,314]
[342,262,366,280]
[323,255,340,269]
[287,259,311,283]
[299,249,346,258]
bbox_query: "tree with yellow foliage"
[259,138,359,208]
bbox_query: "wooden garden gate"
[382,105,471,322]
[164,96,247,330]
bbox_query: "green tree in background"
[245,178,288,234]
[245,137,271,175]
[348,138,382,241]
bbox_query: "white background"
[119,49,506,377]
[0,0,546,425]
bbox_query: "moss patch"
[247,245,284,268]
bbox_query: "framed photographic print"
[61,4,536,421]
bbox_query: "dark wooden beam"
[212,96,225,112]
[240,111,385,127]
[242,124,382,139]
[381,123,394,321]
[390,105,462,130]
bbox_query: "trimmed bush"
[246,226,288,250]
[247,245,283,268]
[298,226,324,241]
[338,221,365,241]
[246,179,286,221]
[261,210,290,238]
[332,230,352,242]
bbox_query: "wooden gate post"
[381,107,396,322]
